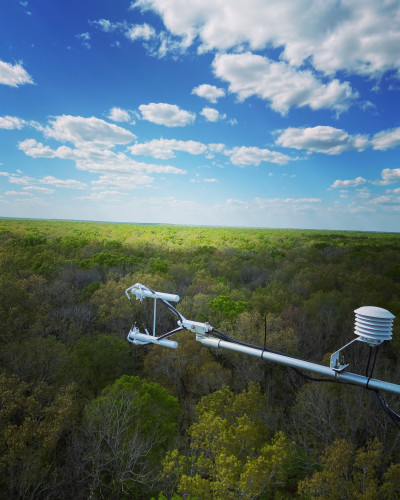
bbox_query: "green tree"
[298,438,400,500]
[68,335,133,396]
[162,383,295,499]
[0,373,78,499]
[74,375,180,498]
[209,295,248,320]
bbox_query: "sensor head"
[354,306,394,346]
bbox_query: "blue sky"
[1,0,400,231]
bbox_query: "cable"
[157,326,185,340]
[365,346,373,377]
[145,284,184,323]
[209,327,395,392]
[374,391,400,430]
[212,327,400,427]
[210,327,358,384]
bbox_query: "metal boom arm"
[126,283,400,397]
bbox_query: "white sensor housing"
[354,306,394,345]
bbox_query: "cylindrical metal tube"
[129,286,180,303]
[128,331,178,349]
[199,337,400,396]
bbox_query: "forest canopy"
[0,218,399,499]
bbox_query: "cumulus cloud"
[128,138,206,159]
[254,197,321,210]
[18,139,84,160]
[208,143,225,154]
[373,168,400,186]
[77,190,127,202]
[91,17,187,58]
[91,173,153,190]
[19,138,186,176]
[275,126,369,154]
[0,59,34,87]
[76,32,91,49]
[0,170,87,193]
[372,127,400,151]
[23,186,54,194]
[192,84,225,103]
[215,196,322,216]
[127,23,156,40]
[108,107,131,122]
[8,174,34,185]
[131,0,400,78]
[0,116,26,129]
[226,146,291,166]
[139,103,195,126]
[39,175,88,189]
[331,177,367,189]
[200,107,225,122]
[5,191,32,196]
[44,115,136,148]
[90,18,115,32]
[213,52,357,115]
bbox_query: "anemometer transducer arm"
[125,283,400,397]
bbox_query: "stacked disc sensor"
[354,306,394,345]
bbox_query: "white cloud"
[19,139,84,159]
[370,195,397,205]
[0,59,34,87]
[44,115,136,148]
[373,168,400,186]
[200,107,225,122]
[108,107,131,122]
[92,173,153,190]
[208,143,225,154]
[91,17,187,58]
[254,197,321,210]
[214,196,322,217]
[23,186,54,194]
[356,188,371,199]
[203,178,218,183]
[372,127,400,151]
[39,175,88,189]
[131,0,400,78]
[0,116,41,131]
[331,177,367,189]
[19,138,186,176]
[192,84,225,103]
[213,52,357,115]
[5,190,32,196]
[76,32,91,49]
[90,18,114,32]
[276,126,369,154]
[128,138,206,159]
[0,116,26,129]
[140,162,186,174]
[139,103,195,126]
[127,23,155,40]
[8,175,34,185]
[77,190,127,202]
[226,146,291,166]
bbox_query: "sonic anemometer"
[125,283,400,401]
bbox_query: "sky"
[1,0,400,231]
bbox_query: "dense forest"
[0,218,400,499]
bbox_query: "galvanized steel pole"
[198,337,400,396]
